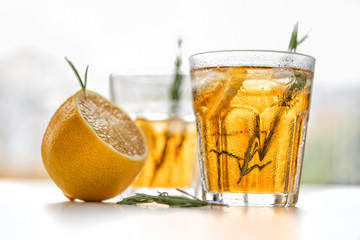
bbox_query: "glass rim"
[110,73,173,78]
[189,49,315,71]
[110,73,176,84]
[109,73,190,87]
[190,49,315,60]
[109,73,188,79]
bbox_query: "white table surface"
[1,179,359,240]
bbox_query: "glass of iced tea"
[189,50,315,206]
[109,74,198,192]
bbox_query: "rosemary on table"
[117,188,223,208]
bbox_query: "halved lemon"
[41,90,148,202]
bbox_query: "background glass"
[109,74,199,193]
[189,50,315,206]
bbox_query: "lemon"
[41,90,148,202]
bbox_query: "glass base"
[204,191,298,207]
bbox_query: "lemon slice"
[41,90,148,202]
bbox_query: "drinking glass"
[189,50,315,206]
[109,74,198,193]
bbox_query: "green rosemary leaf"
[298,34,309,45]
[65,57,88,98]
[169,38,184,115]
[84,65,89,91]
[243,161,272,176]
[175,188,203,201]
[288,22,309,52]
[210,149,243,161]
[288,22,299,52]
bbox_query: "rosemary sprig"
[207,23,311,187]
[117,188,211,208]
[149,38,185,185]
[210,148,272,184]
[169,38,184,115]
[65,57,89,98]
[288,22,310,52]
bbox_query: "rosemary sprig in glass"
[149,38,185,185]
[169,37,184,115]
[288,22,310,52]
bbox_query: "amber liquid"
[191,66,313,194]
[132,118,197,188]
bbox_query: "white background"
[0,0,359,94]
[0,0,359,179]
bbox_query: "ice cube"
[272,69,295,85]
[167,117,186,133]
